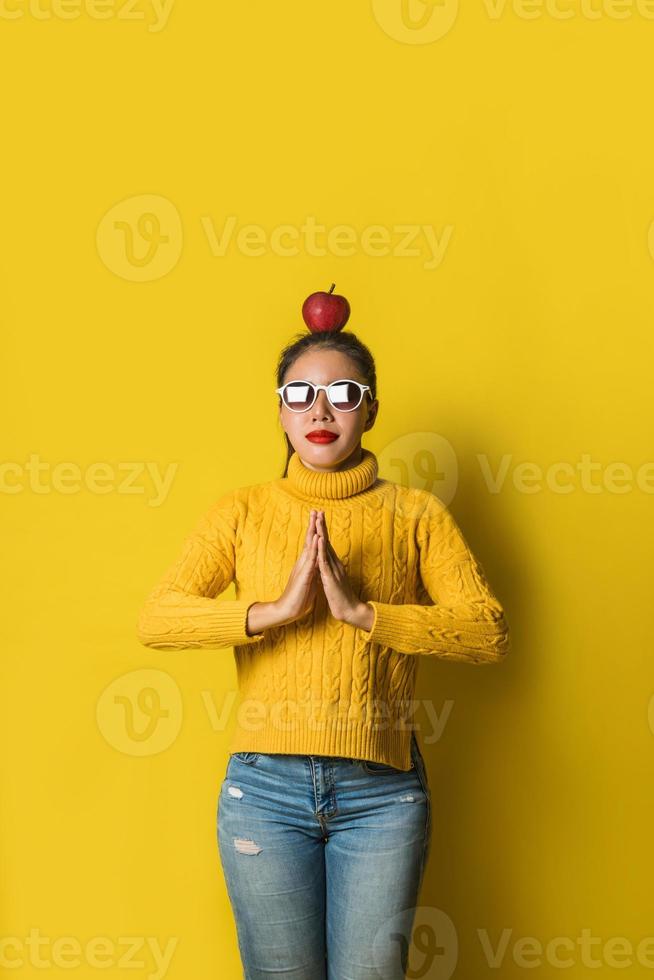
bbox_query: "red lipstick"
[306,430,339,444]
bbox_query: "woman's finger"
[307,534,319,579]
[317,512,333,554]
[318,512,342,569]
[318,534,337,577]
[317,534,330,574]
[303,516,318,561]
[304,510,316,548]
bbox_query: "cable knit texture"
[137,449,510,770]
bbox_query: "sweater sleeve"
[136,490,265,650]
[360,495,510,663]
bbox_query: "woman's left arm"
[318,498,510,664]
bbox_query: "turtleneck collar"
[286,448,379,501]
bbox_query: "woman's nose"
[311,390,333,418]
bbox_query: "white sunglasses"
[276,378,372,413]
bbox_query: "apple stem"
[328,283,335,294]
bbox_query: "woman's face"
[278,350,379,472]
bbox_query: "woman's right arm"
[137,498,322,650]
[136,490,270,650]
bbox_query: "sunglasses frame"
[276,378,372,413]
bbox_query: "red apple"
[302,283,350,333]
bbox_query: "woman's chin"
[298,441,360,471]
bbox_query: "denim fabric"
[217,733,431,979]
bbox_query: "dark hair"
[275,330,377,478]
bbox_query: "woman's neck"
[298,444,363,473]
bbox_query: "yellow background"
[2,1,653,977]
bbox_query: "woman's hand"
[315,510,369,627]
[273,509,321,627]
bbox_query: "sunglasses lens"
[328,381,362,411]
[283,382,315,411]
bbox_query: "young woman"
[137,326,510,979]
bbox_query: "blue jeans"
[217,733,431,979]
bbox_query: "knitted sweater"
[136,448,510,771]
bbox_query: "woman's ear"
[363,399,379,431]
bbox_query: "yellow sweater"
[136,448,510,770]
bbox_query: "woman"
[137,326,510,979]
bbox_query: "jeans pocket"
[231,752,260,766]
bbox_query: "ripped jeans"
[216,733,432,980]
